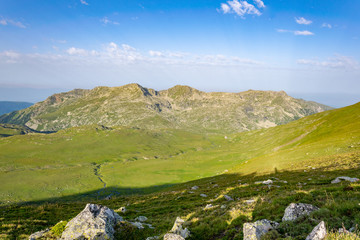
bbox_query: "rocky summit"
[0,84,332,133]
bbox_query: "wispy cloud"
[277,29,314,36]
[295,17,312,25]
[80,0,89,5]
[0,17,26,28]
[100,17,120,25]
[321,23,332,29]
[219,0,265,18]
[294,30,314,36]
[297,55,358,69]
[0,50,21,63]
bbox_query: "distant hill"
[0,84,332,133]
[0,101,33,115]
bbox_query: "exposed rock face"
[331,176,359,184]
[164,233,185,240]
[282,203,319,221]
[61,203,123,240]
[28,228,49,240]
[0,84,332,133]
[169,217,190,239]
[305,221,327,240]
[243,219,279,240]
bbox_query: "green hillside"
[0,102,358,239]
[0,84,332,133]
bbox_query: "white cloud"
[80,0,89,5]
[0,50,21,63]
[0,17,26,28]
[321,23,332,29]
[253,0,265,8]
[277,29,314,36]
[294,30,314,36]
[100,17,119,25]
[66,47,89,56]
[149,50,164,57]
[219,0,264,18]
[295,17,312,25]
[297,55,358,69]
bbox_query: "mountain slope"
[0,101,33,115]
[0,84,332,133]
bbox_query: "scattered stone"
[169,217,190,239]
[243,219,279,240]
[135,216,148,222]
[255,179,273,185]
[213,184,219,188]
[105,194,112,200]
[143,223,155,229]
[200,194,207,197]
[118,206,126,213]
[245,199,256,204]
[61,203,123,240]
[308,178,312,181]
[191,186,199,190]
[164,233,185,240]
[220,205,226,209]
[28,228,50,240]
[282,203,319,221]
[224,195,234,201]
[305,221,326,240]
[204,204,214,210]
[331,176,359,184]
[130,221,144,229]
[146,236,159,240]
[188,191,195,194]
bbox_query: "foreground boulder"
[28,229,49,240]
[243,219,279,240]
[305,221,327,240]
[282,203,319,221]
[61,203,123,240]
[331,176,359,184]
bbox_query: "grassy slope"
[0,103,359,239]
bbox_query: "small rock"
[243,219,279,240]
[255,179,273,185]
[282,203,319,221]
[213,184,219,188]
[130,221,144,229]
[164,233,185,240]
[305,221,326,240]
[146,236,159,240]
[200,194,207,197]
[135,216,148,222]
[224,195,234,201]
[245,199,256,204]
[118,206,127,213]
[331,176,359,184]
[191,186,199,190]
[204,204,214,210]
[220,205,226,209]
[28,228,50,240]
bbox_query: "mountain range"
[0,84,332,133]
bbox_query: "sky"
[0,0,359,107]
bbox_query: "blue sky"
[0,0,359,107]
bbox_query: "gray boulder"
[243,219,279,240]
[331,176,359,184]
[305,221,327,240]
[28,228,49,240]
[61,203,123,240]
[169,217,190,238]
[282,203,319,221]
[164,233,185,240]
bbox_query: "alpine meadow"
[0,0,359,240]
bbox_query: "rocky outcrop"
[305,221,327,240]
[331,176,359,184]
[61,203,123,240]
[282,203,319,221]
[165,217,190,239]
[243,219,279,240]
